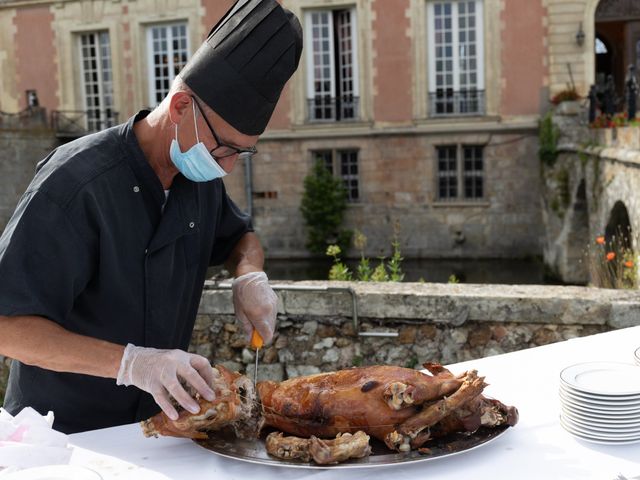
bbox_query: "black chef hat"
[180,0,303,135]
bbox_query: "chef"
[0,0,302,434]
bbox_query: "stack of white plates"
[634,347,640,366]
[559,361,640,444]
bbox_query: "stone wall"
[2,281,638,403]
[0,109,58,231]
[224,130,543,259]
[190,281,640,381]
[542,104,640,284]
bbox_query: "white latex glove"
[232,271,278,344]
[116,344,216,420]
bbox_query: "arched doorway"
[605,200,632,248]
[592,200,635,288]
[594,0,640,100]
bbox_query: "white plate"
[560,411,640,433]
[560,417,640,440]
[561,406,640,425]
[559,390,640,414]
[560,384,640,407]
[0,465,102,480]
[560,416,640,441]
[560,362,640,395]
[561,422,640,445]
[561,398,640,419]
[560,382,640,402]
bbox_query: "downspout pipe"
[244,155,253,218]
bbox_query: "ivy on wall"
[538,111,560,167]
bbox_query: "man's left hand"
[232,271,278,344]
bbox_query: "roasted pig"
[141,362,518,464]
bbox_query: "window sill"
[431,201,490,208]
[293,120,374,131]
[415,115,500,125]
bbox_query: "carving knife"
[250,329,263,386]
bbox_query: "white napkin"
[0,407,72,472]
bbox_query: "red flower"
[624,260,634,268]
[606,252,616,261]
[596,236,605,245]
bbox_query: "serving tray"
[193,426,510,469]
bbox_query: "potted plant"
[551,88,581,115]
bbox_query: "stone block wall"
[0,118,58,231]
[542,105,640,284]
[190,281,640,382]
[224,130,543,259]
[3,281,639,403]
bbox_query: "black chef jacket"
[0,111,252,433]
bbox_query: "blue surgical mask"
[169,102,227,182]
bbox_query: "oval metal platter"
[193,426,511,469]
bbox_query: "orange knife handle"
[250,329,264,349]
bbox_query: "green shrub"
[300,161,352,255]
[326,226,405,282]
[327,245,352,281]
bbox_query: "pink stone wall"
[372,0,413,122]
[201,0,237,40]
[500,0,547,115]
[121,4,135,117]
[14,5,58,111]
[200,0,293,131]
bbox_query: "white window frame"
[304,7,359,122]
[339,149,360,203]
[146,22,190,107]
[427,1,485,115]
[436,144,485,202]
[78,31,115,132]
[311,148,360,203]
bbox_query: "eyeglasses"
[191,96,258,160]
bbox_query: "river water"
[253,257,566,285]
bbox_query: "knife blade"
[250,329,263,386]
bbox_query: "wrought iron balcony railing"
[307,95,360,122]
[0,107,47,129]
[51,110,119,138]
[428,89,486,117]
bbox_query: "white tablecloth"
[68,326,640,479]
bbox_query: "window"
[436,145,484,201]
[427,1,485,116]
[147,23,189,106]
[596,37,608,54]
[304,8,359,122]
[340,150,359,202]
[314,150,334,174]
[78,32,116,131]
[312,149,360,202]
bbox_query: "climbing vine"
[538,111,560,167]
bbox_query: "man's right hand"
[116,344,216,420]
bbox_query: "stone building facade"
[0,0,631,259]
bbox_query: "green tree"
[538,111,560,167]
[300,161,352,254]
